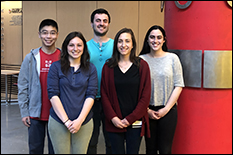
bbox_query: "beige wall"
[1,1,22,65]
[22,1,57,59]
[4,1,164,65]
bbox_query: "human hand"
[111,117,127,129]
[66,119,82,134]
[155,107,169,119]
[121,118,130,127]
[22,116,30,127]
[148,109,161,120]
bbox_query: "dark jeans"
[145,105,177,154]
[28,119,54,154]
[108,127,142,154]
[87,98,112,154]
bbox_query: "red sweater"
[101,59,151,137]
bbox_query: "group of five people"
[18,8,184,154]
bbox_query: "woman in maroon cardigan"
[101,28,151,154]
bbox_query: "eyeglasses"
[40,31,57,36]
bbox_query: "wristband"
[63,118,69,124]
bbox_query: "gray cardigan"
[18,47,60,118]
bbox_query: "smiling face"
[117,32,133,57]
[148,29,165,52]
[67,37,84,60]
[39,25,58,48]
[91,13,110,36]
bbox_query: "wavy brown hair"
[60,31,90,75]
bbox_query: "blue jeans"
[108,127,142,154]
[145,105,177,154]
[87,98,112,154]
[28,119,54,154]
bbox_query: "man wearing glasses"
[18,19,61,154]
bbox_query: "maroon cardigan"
[101,59,151,137]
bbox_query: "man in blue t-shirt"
[87,8,114,154]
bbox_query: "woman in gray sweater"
[139,25,184,154]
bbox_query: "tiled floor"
[1,103,146,154]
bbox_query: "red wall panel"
[164,1,232,154]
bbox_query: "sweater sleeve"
[18,54,31,118]
[101,64,118,122]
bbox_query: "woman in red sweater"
[101,28,151,154]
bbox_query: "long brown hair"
[107,28,140,68]
[139,25,168,55]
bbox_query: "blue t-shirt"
[47,60,98,125]
[87,38,114,98]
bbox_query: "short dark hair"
[90,8,111,23]
[39,19,58,32]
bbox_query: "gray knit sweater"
[140,53,184,106]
